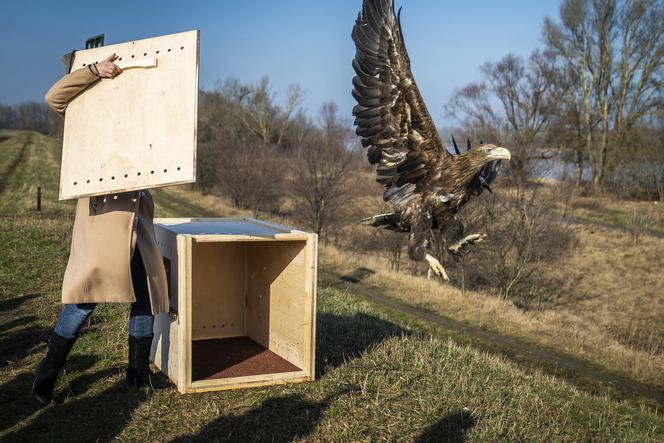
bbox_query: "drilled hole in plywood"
[137,172,141,176]
[167,48,171,52]
[99,178,103,182]
[177,166,181,171]
[124,174,128,178]
[111,176,115,180]
[83,63,87,66]
[180,46,184,50]
[131,55,135,58]
[143,52,147,56]
[163,169,168,173]
[118,57,123,61]
[73,181,77,185]
[151,170,154,174]
[156,50,160,54]
[86,179,90,183]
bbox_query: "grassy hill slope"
[1,130,663,441]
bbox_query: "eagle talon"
[425,254,449,281]
[448,233,487,255]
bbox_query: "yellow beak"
[487,147,511,161]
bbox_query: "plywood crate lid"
[154,217,314,240]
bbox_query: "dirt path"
[319,268,664,409]
[0,133,32,195]
[555,212,664,239]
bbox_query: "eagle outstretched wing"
[352,0,451,211]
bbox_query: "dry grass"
[2,130,663,441]
[569,193,664,233]
[12,128,658,393]
[315,177,664,391]
[16,128,661,392]
[2,204,663,442]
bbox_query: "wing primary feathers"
[351,0,450,211]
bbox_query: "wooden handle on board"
[115,57,158,70]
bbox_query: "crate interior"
[191,239,309,381]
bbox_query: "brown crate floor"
[191,336,302,381]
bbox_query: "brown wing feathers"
[351,0,448,210]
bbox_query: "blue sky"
[1,0,561,126]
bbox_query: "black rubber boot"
[33,332,77,405]
[126,335,170,390]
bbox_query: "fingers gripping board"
[59,30,199,200]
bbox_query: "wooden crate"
[150,217,317,393]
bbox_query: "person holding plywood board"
[33,53,171,405]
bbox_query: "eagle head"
[462,144,510,170]
[464,144,511,194]
[477,144,511,162]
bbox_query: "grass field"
[1,130,663,441]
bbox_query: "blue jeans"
[54,247,154,339]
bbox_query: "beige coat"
[46,66,169,314]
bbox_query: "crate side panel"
[151,226,180,384]
[246,240,309,369]
[191,241,246,340]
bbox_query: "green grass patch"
[2,130,663,441]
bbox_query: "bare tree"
[544,0,664,189]
[446,51,561,189]
[460,186,576,308]
[0,101,57,135]
[232,76,306,146]
[290,102,360,238]
[217,140,286,217]
[196,76,309,196]
[276,84,305,146]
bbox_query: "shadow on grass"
[0,293,40,312]
[0,315,37,334]
[2,377,150,442]
[172,390,346,443]
[315,310,412,378]
[339,267,376,283]
[54,366,124,402]
[0,323,50,369]
[415,408,477,442]
[0,354,98,433]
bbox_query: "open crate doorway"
[190,240,306,381]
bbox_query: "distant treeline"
[0,102,62,137]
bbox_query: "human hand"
[95,53,122,79]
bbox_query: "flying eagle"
[351,0,511,280]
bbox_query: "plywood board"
[191,241,246,340]
[59,30,198,200]
[151,225,181,383]
[246,241,309,369]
